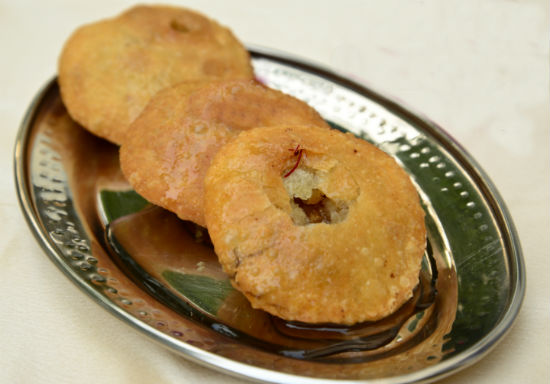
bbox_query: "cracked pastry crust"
[204,125,426,325]
[119,79,329,227]
[58,5,254,145]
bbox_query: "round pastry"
[203,125,426,325]
[119,79,329,227]
[58,5,254,144]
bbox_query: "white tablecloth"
[1,0,548,383]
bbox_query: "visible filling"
[283,168,348,225]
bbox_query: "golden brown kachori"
[203,125,426,325]
[58,5,254,144]
[120,79,329,227]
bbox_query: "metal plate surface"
[14,48,524,383]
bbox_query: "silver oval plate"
[14,48,524,383]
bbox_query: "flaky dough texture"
[58,5,253,144]
[204,125,426,325]
[120,80,329,226]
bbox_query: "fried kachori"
[119,79,329,227]
[58,5,254,144]
[203,125,426,324]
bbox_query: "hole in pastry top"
[283,167,350,225]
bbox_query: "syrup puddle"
[104,204,438,361]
